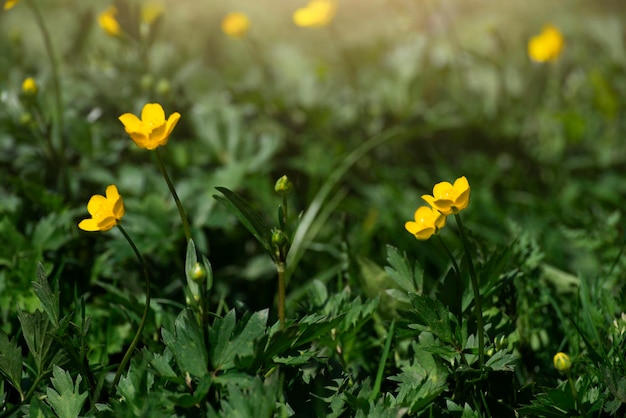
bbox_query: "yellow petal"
[96,216,117,231]
[141,103,166,126]
[165,112,181,137]
[4,0,20,11]
[113,198,125,220]
[78,219,100,231]
[87,194,107,216]
[105,185,120,201]
[119,113,143,131]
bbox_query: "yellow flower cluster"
[528,24,564,63]
[405,176,470,240]
[80,103,180,232]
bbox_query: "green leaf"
[162,309,208,378]
[408,293,455,344]
[210,309,268,371]
[384,245,422,294]
[214,187,273,259]
[0,330,23,397]
[32,263,60,328]
[45,366,88,418]
[17,309,61,373]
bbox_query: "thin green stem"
[454,213,484,367]
[25,0,68,193]
[435,234,461,280]
[566,373,581,414]
[154,148,191,242]
[277,261,286,329]
[112,224,151,389]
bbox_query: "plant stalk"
[155,148,191,242]
[112,224,151,389]
[454,213,484,367]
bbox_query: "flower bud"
[22,77,37,95]
[553,352,571,374]
[156,78,171,96]
[271,229,289,248]
[190,262,206,283]
[274,175,293,195]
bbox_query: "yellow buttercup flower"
[528,24,564,63]
[221,12,250,39]
[553,352,571,374]
[293,0,337,28]
[78,185,125,232]
[405,206,447,241]
[3,0,20,10]
[422,176,470,215]
[119,103,181,150]
[22,77,37,95]
[98,6,122,37]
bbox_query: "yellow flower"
[422,176,470,215]
[528,24,564,63]
[119,103,181,150]
[78,185,125,232]
[405,206,447,240]
[553,352,571,374]
[141,1,164,25]
[293,0,337,28]
[22,77,37,95]
[221,12,250,39]
[98,6,122,37]
[3,0,20,10]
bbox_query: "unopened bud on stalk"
[274,175,293,195]
[190,262,206,282]
[553,352,571,374]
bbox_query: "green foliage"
[1,0,626,415]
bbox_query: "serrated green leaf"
[45,366,88,418]
[210,309,268,371]
[32,264,60,328]
[408,293,455,344]
[0,330,23,397]
[162,309,208,377]
[384,245,419,293]
[214,187,273,260]
[17,309,60,373]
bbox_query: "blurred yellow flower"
[119,103,181,150]
[78,185,125,232]
[422,176,470,215]
[98,6,122,37]
[22,77,37,95]
[553,352,571,374]
[405,206,446,240]
[293,0,337,28]
[3,0,19,10]
[221,12,250,39]
[142,1,164,25]
[528,24,564,63]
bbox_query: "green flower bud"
[495,335,508,351]
[156,78,171,96]
[271,229,289,248]
[553,352,571,374]
[274,175,293,195]
[190,262,206,283]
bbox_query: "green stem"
[566,373,581,414]
[112,224,151,389]
[454,213,484,367]
[435,234,461,280]
[25,0,68,193]
[277,261,286,329]
[154,148,191,242]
